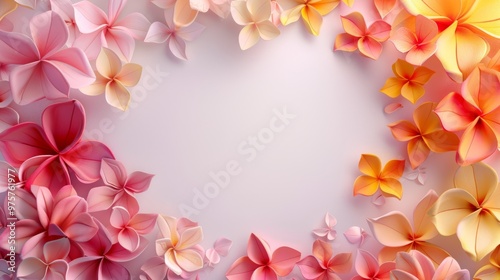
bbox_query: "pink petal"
[176,22,205,42]
[79,222,112,256]
[0,161,18,192]
[226,256,260,280]
[45,261,68,280]
[100,158,127,188]
[61,140,114,183]
[247,233,271,265]
[0,82,13,108]
[0,123,52,167]
[152,0,176,9]
[20,155,70,192]
[16,0,36,8]
[66,257,101,280]
[141,256,168,280]
[0,30,39,64]
[270,246,301,276]
[0,107,19,133]
[43,238,70,263]
[325,212,337,228]
[71,31,104,61]
[340,12,366,37]
[35,186,54,229]
[354,250,379,278]
[118,227,140,252]
[29,11,68,58]
[42,100,84,153]
[99,259,130,279]
[169,36,188,60]
[343,226,368,246]
[358,36,383,60]
[86,186,121,212]
[114,13,151,40]
[114,192,140,217]
[105,28,135,62]
[51,196,97,242]
[125,171,153,193]
[45,48,95,88]
[252,266,278,280]
[213,237,232,256]
[205,248,221,267]
[384,102,403,114]
[14,187,38,220]
[5,221,43,254]
[296,255,324,279]
[73,1,108,34]
[63,212,98,242]
[10,62,69,105]
[371,192,386,206]
[108,0,126,24]
[110,206,131,228]
[144,21,171,43]
[106,236,148,262]
[129,213,157,235]
[435,92,480,132]
[367,20,391,42]
[17,257,47,279]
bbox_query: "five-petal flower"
[296,239,352,280]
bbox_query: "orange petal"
[483,187,500,222]
[379,178,403,199]
[309,0,339,16]
[381,159,405,179]
[413,242,450,265]
[388,120,419,141]
[358,36,383,60]
[401,82,425,103]
[430,188,478,236]
[380,77,405,98]
[434,92,480,132]
[301,5,323,36]
[378,245,412,263]
[458,119,498,165]
[411,66,434,84]
[174,0,199,27]
[413,190,438,241]
[457,210,500,261]
[413,102,438,134]
[474,264,500,280]
[406,43,436,66]
[483,107,500,143]
[454,162,498,206]
[423,131,459,153]
[391,27,417,53]
[490,245,500,268]
[334,33,359,52]
[407,138,430,169]
[358,154,381,177]
[353,175,379,197]
[340,12,366,37]
[367,20,391,42]
[374,0,397,18]
[105,81,131,111]
[392,59,414,79]
[462,66,500,114]
[368,211,413,247]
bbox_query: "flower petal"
[226,256,260,280]
[270,246,300,276]
[413,190,438,241]
[174,0,199,27]
[42,100,84,153]
[367,20,391,42]
[105,80,131,111]
[435,92,480,132]
[457,119,498,165]
[17,257,47,279]
[0,30,38,64]
[355,250,379,279]
[73,1,108,34]
[457,210,500,261]
[340,12,365,37]
[353,175,379,197]
[430,189,478,236]
[239,24,260,50]
[46,48,95,89]
[116,63,142,87]
[454,162,498,205]
[247,233,271,265]
[125,171,154,193]
[358,36,383,60]
[334,33,359,52]
[174,249,204,272]
[301,6,323,36]
[0,123,52,167]
[368,211,413,247]
[86,187,120,212]
[144,22,170,43]
[388,121,419,141]
[177,226,203,250]
[296,255,324,279]
[43,238,70,263]
[30,11,68,58]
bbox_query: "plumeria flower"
[17,238,69,280]
[400,0,500,82]
[0,11,95,105]
[391,251,469,280]
[435,66,500,165]
[230,0,280,50]
[144,10,205,60]
[67,221,148,279]
[344,226,369,247]
[430,162,500,261]
[391,15,438,66]
[280,0,345,36]
[297,239,352,280]
[205,238,233,267]
[313,212,337,241]
[109,206,157,252]
[50,0,80,46]
[353,154,405,199]
[388,102,459,168]
[475,245,500,279]
[80,48,142,110]
[87,158,153,216]
[403,165,426,185]
[334,12,391,60]
[74,0,150,61]
[156,216,205,277]
[0,100,114,192]
[226,233,301,279]
[368,190,449,264]
[380,59,434,103]
[353,250,395,280]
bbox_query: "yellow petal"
[174,0,199,27]
[96,48,122,79]
[247,0,271,22]
[483,188,500,221]
[380,77,405,98]
[341,0,353,7]
[358,154,381,177]
[413,190,439,241]
[116,63,142,87]
[454,162,498,205]
[256,21,280,40]
[353,175,379,196]
[309,0,338,16]
[105,81,131,111]
[463,0,500,38]
[368,212,413,247]
[280,5,304,26]
[79,72,108,96]
[474,264,500,280]
[430,189,478,236]
[239,24,260,50]
[457,210,500,261]
[399,0,459,19]
[401,81,425,103]
[301,5,323,36]
[379,178,403,199]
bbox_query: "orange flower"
[368,191,450,264]
[400,0,500,82]
[353,154,405,199]
[334,12,391,60]
[380,59,434,103]
[435,66,500,165]
[388,102,459,169]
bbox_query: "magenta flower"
[0,11,95,105]
[74,0,150,61]
[109,206,157,252]
[67,220,148,280]
[17,238,70,280]
[0,100,114,192]
[87,158,153,215]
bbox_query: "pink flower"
[0,11,95,105]
[87,158,153,215]
[226,233,301,280]
[297,239,352,280]
[391,251,469,280]
[109,206,157,252]
[17,238,69,280]
[0,100,114,192]
[74,0,150,61]
[156,216,204,277]
[67,220,148,280]
[353,250,395,280]
[313,212,337,241]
